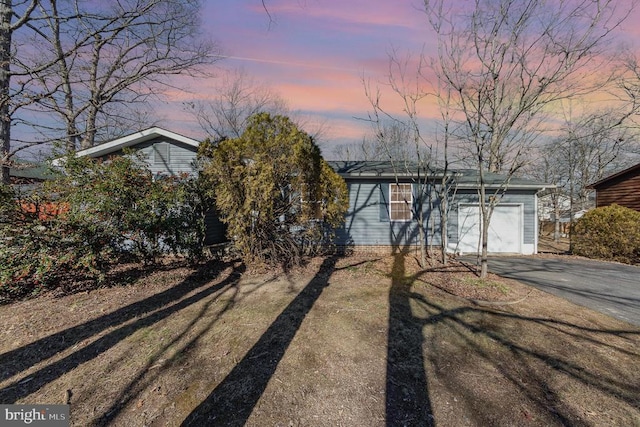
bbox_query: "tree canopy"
[1,0,218,183]
[201,112,348,267]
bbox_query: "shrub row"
[0,153,209,302]
[572,204,640,264]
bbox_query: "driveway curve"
[465,256,640,327]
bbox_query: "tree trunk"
[0,0,11,184]
[478,180,490,279]
[569,175,575,253]
[81,34,102,150]
[418,181,429,268]
[480,205,490,278]
[418,215,427,268]
[81,107,98,149]
[439,187,448,266]
[553,191,561,243]
[50,0,77,152]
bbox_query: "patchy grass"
[460,276,510,295]
[0,255,638,426]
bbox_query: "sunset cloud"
[245,0,426,31]
[155,0,640,154]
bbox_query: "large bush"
[48,154,208,263]
[573,204,640,264]
[201,113,348,267]
[1,181,81,300]
[0,154,208,302]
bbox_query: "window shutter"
[379,183,390,222]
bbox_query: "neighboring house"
[587,162,640,212]
[56,127,226,245]
[537,191,590,237]
[329,161,550,255]
[9,162,63,220]
[9,161,53,187]
[538,191,571,222]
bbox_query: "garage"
[457,204,522,254]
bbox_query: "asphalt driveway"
[462,256,640,327]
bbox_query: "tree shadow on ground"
[386,252,435,426]
[55,259,187,296]
[89,265,285,426]
[0,260,243,403]
[386,254,435,426]
[397,261,640,425]
[382,198,438,426]
[181,256,340,426]
[420,294,639,424]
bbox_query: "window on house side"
[390,183,412,221]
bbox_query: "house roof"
[58,127,200,163]
[9,161,54,181]
[328,161,438,178]
[328,161,551,190]
[586,162,640,189]
[454,169,551,190]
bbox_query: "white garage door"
[458,204,522,254]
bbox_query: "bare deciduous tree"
[431,69,458,265]
[425,0,633,277]
[537,104,639,244]
[362,49,438,268]
[1,0,38,183]
[187,67,334,150]
[22,0,218,150]
[1,0,218,183]
[186,68,288,141]
[332,126,412,161]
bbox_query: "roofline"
[335,171,551,190]
[334,171,455,179]
[586,162,640,189]
[456,183,553,190]
[52,127,200,165]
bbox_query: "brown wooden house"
[587,163,640,212]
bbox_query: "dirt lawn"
[0,254,638,426]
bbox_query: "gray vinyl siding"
[136,138,198,176]
[448,189,537,245]
[336,180,537,249]
[96,136,229,244]
[334,179,442,248]
[104,137,198,176]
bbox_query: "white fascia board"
[53,128,200,165]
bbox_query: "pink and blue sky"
[166,0,640,157]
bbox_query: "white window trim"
[389,183,413,222]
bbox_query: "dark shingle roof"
[9,162,54,181]
[328,161,431,177]
[328,161,550,190]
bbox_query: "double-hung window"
[389,183,412,221]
